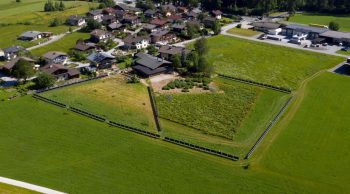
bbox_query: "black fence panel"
[108,121,160,139]
[68,107,106,122]
[163,137,239,161]
[218,74,292,94]
[33,94,67,108]
[147,87,162,132]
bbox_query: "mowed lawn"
[0,95,340,194]
[31,32,90,56]
[41,75,157,132]
[258,72,350,193]
[289,13,350,32]
[206,35,344,90]
[157,78,289,156]
[0,0,97,48]
[0,183,38,194]
[227,28,261,37]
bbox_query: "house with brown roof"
[101,15,117,25]
[40,64,80,80]
[103,7,116,15]
[122,14,140,25]
[43,51,68,64]
[159,45,191,61]
[211,10,222,19]
[74,41,96,52]
[90,29,112,43]
[123,35,150,50]
[150,18,168,28]
[1,57,36,75]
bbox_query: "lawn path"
[0,176,67,194]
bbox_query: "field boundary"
[0,176,67,194]
[163,137,239,161]
[218,74,292,93]
[147,86,162,132]
[32,94,160,139]
[244,96,293,159]
[36,74,108,94]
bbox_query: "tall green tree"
[35,73,55,89]
[329,21,340,31]
[194,37,209,56]
[12,59,35,82]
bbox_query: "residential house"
[150,18,168,28]
[66,15,86,26]
[133,52,172,77]
[115,3,141,14]
[161,4,176,16]
[177,7,188,13]
[211,10,222,20]
[43,51,68,64]
[159,45,191,61]
[40,64,80,80]
[115,9,125,20]
[88,9,103,22]
[122,14,140,25]
[90,29,112,43]
[203,17,217,28]
[18,31,42,41]
[87,52,116,69]
[1,57,35,75]
[167,14,183,23]
[108,22,123,31]
[3,46,24,60]
[142,23,157,33]
[251,22,282,35]
[123,35,150,50]
[183,11,198,19]
[102,15,117,25]
[145,9,156,18]
[103,7,116,15]
[74,41,96,52]
[284,24,329,40]
[172,23,186,33]
[151,29,169,43]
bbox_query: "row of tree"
[44,0,65,12]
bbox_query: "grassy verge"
[0,182,39,194]
[41,75,158,132]
[227,28,261,37]
[205,35,344,90]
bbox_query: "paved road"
[0,176,66,194]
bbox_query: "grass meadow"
[0,72,348,193]
[288,13,350,32]
[156,78,289,156]
[41,75,157,132]
[0,0,97,48]
[227,28,261,37]
[205,35,344,90]
[0,183,38,194]
[30,32,90,56]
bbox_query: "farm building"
[319,31,350,44]
[133,52,172,77]
[284,24,329,39]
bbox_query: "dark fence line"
[163,137,239,161]
[33,94,66,108]
[218,74,292,94]
[244,96,293,159]
[147,87,162,132]
[36,74,108,94]
[68,106,107,122]
[109,121,160,139]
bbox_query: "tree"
[198,57,214,75]
[212,21,221,35]
[83,18,102,32]
[194,37,209,56]
[34,73,55,89]
[58,1,65,11]
[12,59,35,82]
[147,45,158,56]
[329,21,340,31]
[171,54,182,68]
[50,18,61,27]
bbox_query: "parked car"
[341,47,350,51]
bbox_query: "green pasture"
[227,28,261,37]
[0,183,38,194]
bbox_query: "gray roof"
[19,31,42,38]
[145,9,156,15]
[320,30,350,40]
[143,23,157,30]
[68,15,84,21]
[88,9,103,16]
[123,35,150,44]
[108,22,122,29]
[87,52,115,63]
[159,45,190,55]
[286,24,329,34]
[135,52,170,70]
[151,29,169,37]
[43,51,67,60]
[117,3,141,12]
[3,46,24,53]
[251,22,281,29]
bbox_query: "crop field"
[31,32,90,56]
[156,78,290,155]
[288,13,350,32]
[41,75,157,132]
[227,28,261,37]
[0,183,38,194]
[0,0,97,48]
[205,35,344,90]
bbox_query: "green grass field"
[41,75,157,132]
[289,13,350,32]
[31,32,90,56]
[157,78,289,156]
[0,0,97,48]
[205,35,344,90]
[227,28,261,37]
[0,183,38,194]
[0,72,349,193]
